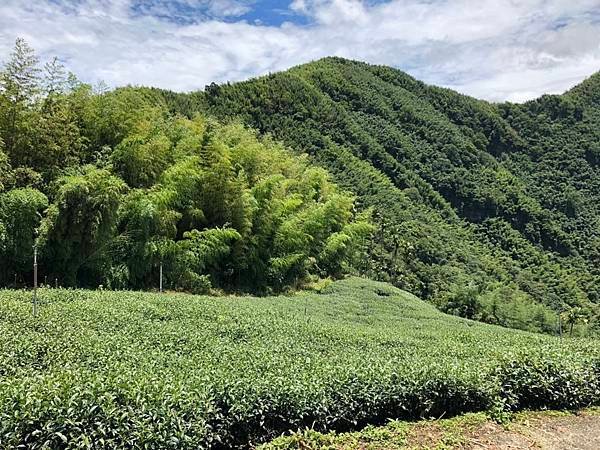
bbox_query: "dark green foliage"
[0,187,48,282]
[165,56,600,333]
[173,227,242,293]
[0,278,598,448]
[496,355,600,411]
[38,166,127,286]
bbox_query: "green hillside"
[2,41,600,334]
[1,278,599,448]
[158,58,600,333]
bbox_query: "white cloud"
[208,0,252,17]
[131,0,253,21]
[0,0,599,101]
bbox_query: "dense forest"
[1,40,599,334]
[0,39,371,295]
[155,57,600,335]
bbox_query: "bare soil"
[462,411,600,450]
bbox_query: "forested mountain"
[154,57,600,334]
[1,39,599,334]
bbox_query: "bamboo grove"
[0,39,372,294]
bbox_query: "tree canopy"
[0,40,371,294]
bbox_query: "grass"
[0,277,599,448]
[261,408,600,450]
[260,412,491,449]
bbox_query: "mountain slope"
[159,58,600,332]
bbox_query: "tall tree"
[43,57,67,97]
[38,167,127,286]
[0,38,41,162]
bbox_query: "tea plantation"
[1,278,599,449]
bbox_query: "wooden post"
[159,261,163,293]
[33,245,38,317]
[558,313,563,340]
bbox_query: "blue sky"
[1,0,599,102]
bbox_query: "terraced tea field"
[1,278,599,448]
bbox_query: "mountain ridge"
[2,37,597,333]
[154,56,600,333]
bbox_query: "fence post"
[32,245,38,317]
[558,313,563,340]
[159,261,163,293]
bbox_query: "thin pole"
[159,261,163,293]
[558,313,563,340]
[33,245,38,317]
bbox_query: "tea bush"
[1,278,599,448]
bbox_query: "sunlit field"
[1,278,599,448]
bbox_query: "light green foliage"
[111,124,173,188]
[79,86,167,155]
[112,115,366,292]
[0,40,368,293]
[0,278,599,448]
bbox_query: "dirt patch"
[404,422,445,449]
[464,411,600,450]
[258,410,600,449]
[465,421,537,449]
